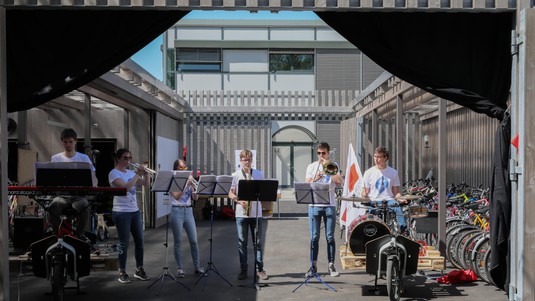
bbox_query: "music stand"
[292,182,336,293]
[147,170,191,294]
[194,175,233,290]
[237,179,278,291]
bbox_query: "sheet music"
[213,175,233,196]
[196,175,217,195]
[152,170,190,192]
[294,182,330,204]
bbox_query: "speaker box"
[13,216,45,251]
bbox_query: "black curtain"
[317,12,513,119]
[489,113,511,290]
[6,10,189,112]
[317,11,513,289]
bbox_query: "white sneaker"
[328,263,340,277]
[176,269,185,278]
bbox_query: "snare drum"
[348,215,390,256]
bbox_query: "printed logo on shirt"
[374,176,389,194]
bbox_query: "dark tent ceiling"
[5,10,188,112]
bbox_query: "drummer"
[361,146,409,234]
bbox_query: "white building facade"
[164,19,384,187]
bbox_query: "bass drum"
[349,215,391,256]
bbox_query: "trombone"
[129,162,157,176]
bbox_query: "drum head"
[349,218,390,255]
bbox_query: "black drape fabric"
[6,10,188,112]
[317,11,514,290]
[489,113,511,291]
[317,12,513,120]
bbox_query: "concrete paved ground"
[9,194,508,301]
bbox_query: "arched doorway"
[272,126,316,188]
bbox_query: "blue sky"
[131,11,319,81]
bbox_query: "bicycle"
[30,204,92,301]
[364,201,420,301]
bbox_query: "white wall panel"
[223,28,269,40]
[177,28,221,40]
[270,28,315,41]
[270,73,315,91]
[167,29,176,48]
[223,50,268,72]
[224,74,269,91]
[316,28,346,41]
[176,73,222,90]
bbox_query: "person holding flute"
[170,159,204,278]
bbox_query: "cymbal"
[396,195,422,201]
[337,196,371,202]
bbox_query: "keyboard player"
[47,128,97,238]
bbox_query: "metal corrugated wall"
[316,120,342,161]
[339,117,358,174]
[421,107,498,188]
[186,114,272,178]
[316,49,360,91]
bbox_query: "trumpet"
[129,162,156,176]
[187,176,199,191]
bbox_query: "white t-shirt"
[109,168,139,212]
[361,165,400,200]
[51,152,96,172]
[231,169,264,218]
[305,161,339,207]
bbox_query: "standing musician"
[109,148,151,283]
[48,128,97,239]
[361,146,407,233]
[170,159,204,278]
[229,149,269,281]
[305,142,343,277]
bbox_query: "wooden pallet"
[339,245,446,271]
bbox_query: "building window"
[269,49,314,73]
[176,48,221,72]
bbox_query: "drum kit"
[337,194,424,301]
[337,194,426,256]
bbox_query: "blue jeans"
[170,207,200,270]
[308,206,336,263]
[370,200,407,229]
[236,217,264,272]
[112,210,144,272]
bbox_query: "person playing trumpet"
[109,148,151,283]
[305,142,343,277]
[229,149,269,281]
[169,159,204,278]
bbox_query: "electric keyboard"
[7,186,127,196]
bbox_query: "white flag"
[339,144,365,238]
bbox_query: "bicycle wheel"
[386,256,402,301]
[446,226,477,269]
[460,231,485,271]
[483,247,495,285]
[51,255,66,301]
[454,229,482,270]
[472,235,491,283]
